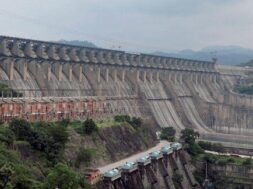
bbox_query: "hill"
[238,59,253,67]
[153,46,253,65]
[56,40,97,48]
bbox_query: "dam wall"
[1,36,253,146]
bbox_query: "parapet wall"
[0,36,217,84]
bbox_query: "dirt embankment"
[65,119,158,168]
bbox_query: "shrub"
[129,117,142,129]
[160,127,176,141]
[203,154,218,164]
[114,115,131,122]
[217,159,227,165]
[0,145,42,189]
[227,158,236,164]
[43,163,79,189]
[0,127,15,146]
[198,141,224,153]
[181,128,199,145]
[114,115,142,130]
[48,125,69,145]
[0,119,4,126]
[187,143,204,156]
[12,121,70,163]
[82,119,98,135]
[242,158,252,166]
[75,148,96,167]
[57,119,70,128]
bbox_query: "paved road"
[205,150,252,159]
[98,140,170,173]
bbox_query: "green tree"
[203,154,218,164]
[9,119,32,141]
[82,119,98,135]
[160,127,176,141]
[129,117,142,129]
[187,143,204,156]
[0,127,15,146]
[0,162,14,188]
[47,125,68,145]
[180,128,199,145]
[43,163,79,189]
[0,119,4,126]
[114,115,131,122]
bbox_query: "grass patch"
[195,153,249,166]
[70,119,128,132]
[96,118,127,128]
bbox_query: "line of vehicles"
[102,142,182,180]
[85,142,182,184]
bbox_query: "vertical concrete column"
[216,74,220,84]
[97,67,101,83]
[105,68,109,82]
[28,60,37,77]
[8,60,14,81]
[46,63,51,81]
[179,72,183,84]
[150,72,153,83]
[168,71,172,82]
[55,63,63,81]
[213,74,217,84]
[69,64,73,81]
[122,70,126,82]
[174,72,177,83]
[156,72,160,82]
[136,70,140,82]
[73,64,84,82]
[190,73,193,82]
[200,73,203,84]
[23,61,28,80]
[78,64,83,82]
[63,64,73,81]
[194,73,198,84]
[14,60,28,81]
[143,71,147,83]
[212,74,217,83]
[113,69,118,82]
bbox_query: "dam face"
[1,35,253,146]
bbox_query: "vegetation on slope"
[0,115,156,188]
[179,128,253,188]
[160,127,176,142]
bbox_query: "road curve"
[98,140,170,173]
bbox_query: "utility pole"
[202,161,214,189]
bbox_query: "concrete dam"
[1,35,253,147]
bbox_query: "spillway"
[1,35,253,147]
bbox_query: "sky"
[0,0,253,52]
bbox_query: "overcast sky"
[0,0,253,52]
